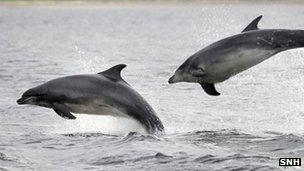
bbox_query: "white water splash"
[74,45,107,73]
[50,114,148,136]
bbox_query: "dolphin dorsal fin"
[98,64,126,81]
[242,15,263,33]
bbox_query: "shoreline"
[1,0,304,7]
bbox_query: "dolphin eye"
[191,68,206,77]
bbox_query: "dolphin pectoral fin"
[52,103,76,119]
[241,15,262,33]
[200,83,220,96]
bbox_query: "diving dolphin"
[17,64,164,134]
[168,15,304,96]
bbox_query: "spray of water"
[74,45,106,73]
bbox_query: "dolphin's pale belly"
[207,48,277,82]
[65,100,128,118]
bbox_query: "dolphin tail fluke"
[200,83,220,96]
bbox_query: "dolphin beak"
[17,96,34,105]
[168,75,175,84]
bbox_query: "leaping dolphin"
[17,64,164,134]
[168,15,304,96]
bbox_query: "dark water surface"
[1,3,304,170]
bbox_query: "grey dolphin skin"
[17,64,164,134]
[168,15,304,96]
